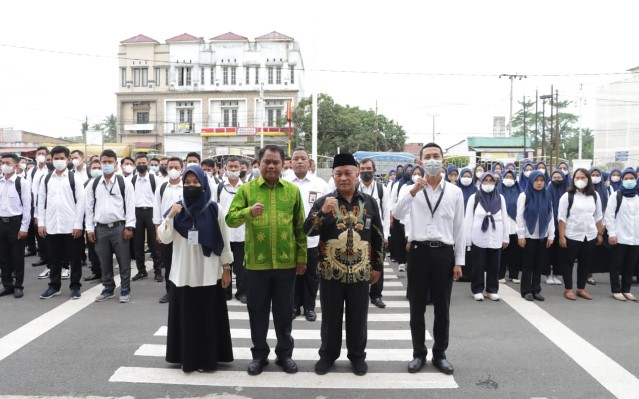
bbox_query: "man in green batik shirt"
[226,145,307,376]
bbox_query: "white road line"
[382,281,403,287]
[0,276,120,363]
[499,285,639,399]
[135,344,430,361]
[223,311,410,322]
[153,327,431,340]
[384,261,390,266]
[110,367,457,389]
[384,274,398,279]
[384,268,393,272]
[227,300,410,308]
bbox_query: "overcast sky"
[1,0,637,150]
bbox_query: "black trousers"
[319,278,369,362]
[87,238,101,275]
[134,208,161,274]
[609,244,639,293]
[369,248,385,300]
[246,268,296,360]
[0,218,26,290]
[34,219,47,262]
[499,234,521,280]
[562,238,595,290]
[26,211,36,252]
[46,234,82,291]
[160,242,173,293]
[225,241,246,299]
[294,246,319,311]
[471,245,501,294]
[521,238,547,296]
[390,221,407,264]
[543,228,562,276]
[407,242,454,360]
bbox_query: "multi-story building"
[594,67,639,168]
[117,31,304,159]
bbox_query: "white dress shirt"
[515,192,555,239]
[285,172,330,248]
[464,193,509,249]
[73,167,89,187]
[84,175,136,233]
[133,173,156,208]
[358,180,390,239]
[557,191,603,241]
[0,173,32,232]
[153,180,183,225]
[157,209,234,287]
[37,170,85,234]
[29,164,48,196]
[604,194,639,245]
[393,178,466,265]
[212,177,246,243]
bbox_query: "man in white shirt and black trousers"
[29,146,50,268]
[131,153,163,282]
[0,153,32,298]
[85,149,136,303]
[153,157,184,304]
[393,142,465,376]
[37,146,86,300]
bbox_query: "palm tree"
[92,114,118,143]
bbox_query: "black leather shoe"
[351,359,368,376]
[247,358,269,375]
[292,308,301,320]
[523,293,534,301]
[0,287,14,297]
[371,297,386,308]
[532,293,545,301]
[432,358,454,375]
[159,293,169,303]
[84,273,101,282]
[31,259,47,267]
[275,357,298,374]
[408,357,426,373]
[305,309,317,322]
[154,272,164,283]
[13,288,24,299]
[131,272,148,281]
[314,358,334,375]
[237,295,247,304]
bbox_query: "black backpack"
[131,173,156,193]
[44,171,76,209]
[566,192,597,219]
[92,175,126,214]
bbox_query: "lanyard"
[181,199,214,228]
[423,181,446,218]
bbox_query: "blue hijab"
[524,170,552,237]
[386,169,396,185]
[504,162,516,174]
[446,165,458,182]
[518,161,534,191]
[492,161,505,174]
[547,169,568,225]
[620,168,638,197]
[497,169,521,220]
[395,163,413,192]
[477,173,501,231]
[390,164,404,190]
[457,167,477,209]
[535,161,550,184]
[558,162,572,187]
[170,165,224,257]
[405,166,425,186]
[590,167,609,212]
[609,168,622,192]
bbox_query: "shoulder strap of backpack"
[160,181,168,201]
[377,182,384,201]
[567,192,575,219]
[216,182,224,203]
[31,166,37,180]
[68,171,76,204]
[44,172,52,209]
[116,175,126,215]
[15,176,23,206]
[131,175,137,187]
[615,189,623,218]
[149,173,156,192]
[92,176,101,214]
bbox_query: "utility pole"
[540,89,553,162]
[522,95,527,160]
[499,73,527,136]
[534,89,538,159]
[578,84,583,159]
[555,89,560,168]
[429,113,439,143]
[549,84,554,170]
[374,101,378,151]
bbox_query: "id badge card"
[365,217,371,230]
[426,224,440,238]
[309,191,318,204]
[188,228,199,246]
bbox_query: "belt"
[96,220,125,228]
[136,207,153,211]
[0,215,22,223]
[413,240,452,248]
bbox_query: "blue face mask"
[101,164,115,175]
[622,179,637,190]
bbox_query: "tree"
[291,94,407,156]
[91,114,117,143]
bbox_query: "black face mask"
[159,166,167,175]
[183,186,203,202]
[360,171,374,182]
[552,180,564,187]
[239,171,247,178]
[67,162,74,170]
[136,165,148,174]
[403,171,412,180]
[46,162,54,172]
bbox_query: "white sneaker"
[552,275,562,285]
[511,279,521,284]
[545,276,554,285]
[484,292,500,301]
[398,263,406,272]
[498,278,507,284]
[61,268,70,280]
[473,293,484,301]
[38,268,50,279]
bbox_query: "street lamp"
[540,94,553,160]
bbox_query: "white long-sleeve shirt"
[558,192,603,241]
[604,193,639,245]
[133,173,156,208]
[393,179,466,265]
[0,173,31,232]
[84,175,136,233]
[358,180,390,239]
[285,172,329,247]
[37,170,85,233]
[464,193,509,249]
[212,177,246,243]
[152,180,183,225]
[515,192,555,239]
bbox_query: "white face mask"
[167,169,181,180]
[226,170,240,180]
[538,168,546,173]
[252,167,260,177]
[481,183,495,193]
[53,160,67,171]
[475,172,483,179]
[36,155,46,164]
[123,165,134,174]
[187,162,198,168]
[610,175,620,183]
[502,179,515,187]
[19,163,27,170]
[412,175,422,183]
[591,176,601,185]
[2,164,14,174]
[524,170,532,178]
[574,179,587,189]
[561,169,569,175]
[72,159,81,167]
[423,160,443,177]
[460,177,473,186]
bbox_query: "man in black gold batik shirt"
[304,153,384,376]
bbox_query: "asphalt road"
[0,254,638,399]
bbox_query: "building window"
[268,67,273,84]
[221,101,239,127]
[290,65,295,84]
[165,67,170,86]
[121,68,127,87]
[210,65,215,85]
[255,67,259,84]
[177,67,192,86]
[222,66,229,85]
[154,68,160,85]
[245,67,250,85]
[133,67,148,87]
[266,100,284,127]
[231,67,237,85]
[200,67,205,85]
[276,67,282,84]
[137,112,149,123]
[177,105,193,133]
